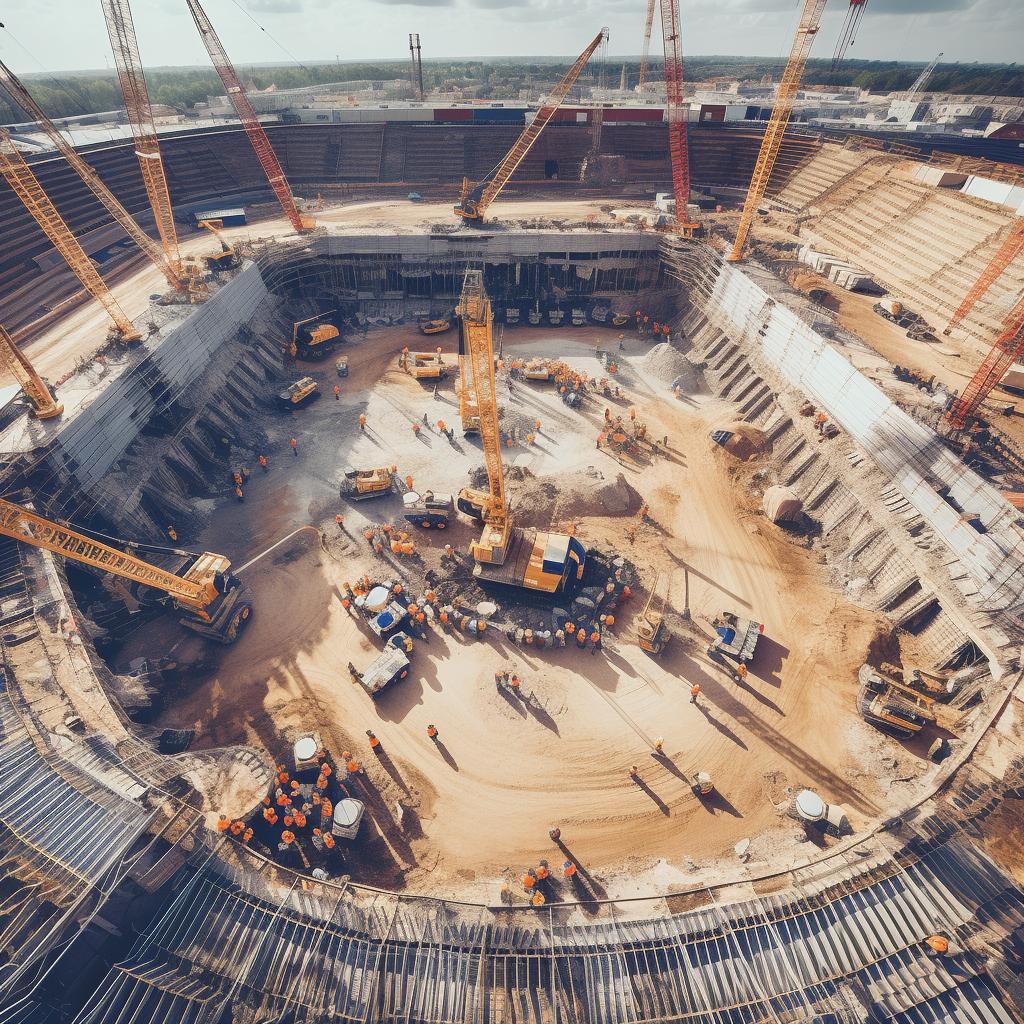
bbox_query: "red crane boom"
[945,219,1024,336]
[185,0,311,234]
[659,0,691,228]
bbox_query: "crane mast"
[409,33,425,101]
[455,28,608,224]
[0,58,184,291]
[728,0,828,262]
[0,498,252,641]
[0,127,140,340]
[638,0,657,92]
[185,0,311,234]
[100,0,182,275]
[945,220,1024,337]
[659,0,691,230]
[0,323,62,420]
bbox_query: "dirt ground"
[109,320,898,901]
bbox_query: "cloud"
[243,0,304,11]
[870,0,973,10]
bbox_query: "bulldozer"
[277,376,319,408]
[857,664,937,739]
[340,466,396,501]
[399,347,447,380]
[636,571,671,655]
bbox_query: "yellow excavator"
[454,28,608,225]
[455,272,585,593]
[0,499,252,643]
[636,571,671,655]
[399,347,447,380]
[289,311,342,360]
[197,219,241,271]
[340,466,397,501]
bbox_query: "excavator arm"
[455,28,608,224]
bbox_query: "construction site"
[3,1,1024,1022]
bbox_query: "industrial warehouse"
[1,0,1024,1021]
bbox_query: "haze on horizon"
[0,0,1018,78]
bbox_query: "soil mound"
[642,342,698,391]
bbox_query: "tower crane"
[185,0,313,235]
[455,28,608,224]
[946,294,1024,429]
[897,52,942,125]
[945,219,1024,337]
[100,0,183,277]
[0,58,184,292]
[454,272,585,593]
[830,0,868,71]
[659,0,693,233]
[728,0,828,262]
[409,33,425,102]
[0,323,62,420]
[0,499,252,643]
[638,0,657,93]
[0,128,140,341]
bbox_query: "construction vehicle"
[0,499,252,643]
[198,219,240,271]
[336,357,349,378]
[857,664,936,738]
[612,313,631,326]
[278,377,319,408]
[185,0,313,233]
[709,611,763,662]
[350,647,410,697]
[340,467,396,501]
[419,318,452,335]
[454,271,586,593]
[399,347,447,379]
[289,312,341,360]
[403,491,453,529]
[636,571,671,655]
[367,600,410,642]
[455,28,608,224]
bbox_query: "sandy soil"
[108,321,895,900]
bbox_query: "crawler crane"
[455,272,586,593]
[455,29,608,225]
[0,501,252,643]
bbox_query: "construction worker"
[233,472,242,486]
[737,663,748,680]
[367,730,381,750]
[283,811,294,828]
[346,757,360,777]
[335,514,344,531]
[217,814,231,832]
[413,423,420,436]
[242,827,253,843]
[535,861,549,881]
[230,819,244,835]
[691,684,700,705]
[605,408,611,422]
[576,628,586,649]
[523,871,536,890]
[359,414,366,431]
[638,505,648,519]
[406,475,414,491]
[322,762,333,778]
[427,724,438,741]
[323,831,335,850]
[293,810,307,829]
[281,830,295,845]
[444,543,455,559]
[242,466,250,482]
[236,486,244,503]
[277,765,290,784]
[653,737,664,754]
[590,630,600,655]
[291,438,298,456]
[630,407,636,421]
[334,385,340,400]
[510,674,520,692]
[276,789,290,807]
[316,773,329,790]
[260,455,268,472]
[549,827,561,842]
[815,411,827,435]
[925,934,949,956]
[565,621,575,637]
[311,828,325,852]
[563,860,577,879]
[532,892,545,906]
[630,765,641,780]
[263,806,277,824]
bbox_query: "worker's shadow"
[496,684,527,718]
[603,648,639,679]
[373,746,410,794]
[524,694,560,736]
[696,700,749,750]
[733,674,785,716]
[751,636,788,689]
[433,738,459,771]
[632,776,670,816]
[416,433,433,447]
[651,751,689,783]
[694,786,743,818]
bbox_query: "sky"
[0,0,1020,76]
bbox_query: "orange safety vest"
[217,817,230,832]
[563,861,576,878]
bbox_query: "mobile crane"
[0,323,63,420]
[455,272,586,593]
[0,500,252,643]
[454,28,608,225]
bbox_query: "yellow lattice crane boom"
[728,0,828,262]
[455,28,608,224]
[0,499,252,642]
[0,323,62,420]
[0,57,183,290]
[101,0,182,273]
[0,128,140,340]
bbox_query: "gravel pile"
[642,342,699,392]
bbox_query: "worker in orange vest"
[367,730,381,749]
[576,629,586,648]
[217,814,231,832]
[291,438,298,455]
[293,810,306,829]
[532,892,545,906]
[346,757,360,777]
[427,724,438,740]
[535,862,549,881]
[334,385,340,400]
[259,455,268,471]
[691,684,700,705]
[523,871,536,890]
[281,830,295,844]
[242,827,253,843]
[630,765,640,780]
[359,414,366,431]
[336,514,343,531]
[230,820,244,835]
[563,860,577,878]
[323,832,335,849]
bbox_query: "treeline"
[2,55,1021,126]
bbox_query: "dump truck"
[399,347,447,379]
[350,646,411,697]
[402,490,453,529]
[340,467,396,501]
[291,312,342,359]
[709,611,763,662]
[857,664,937,738]
[277,377,319,408]
[637,571,670,655]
